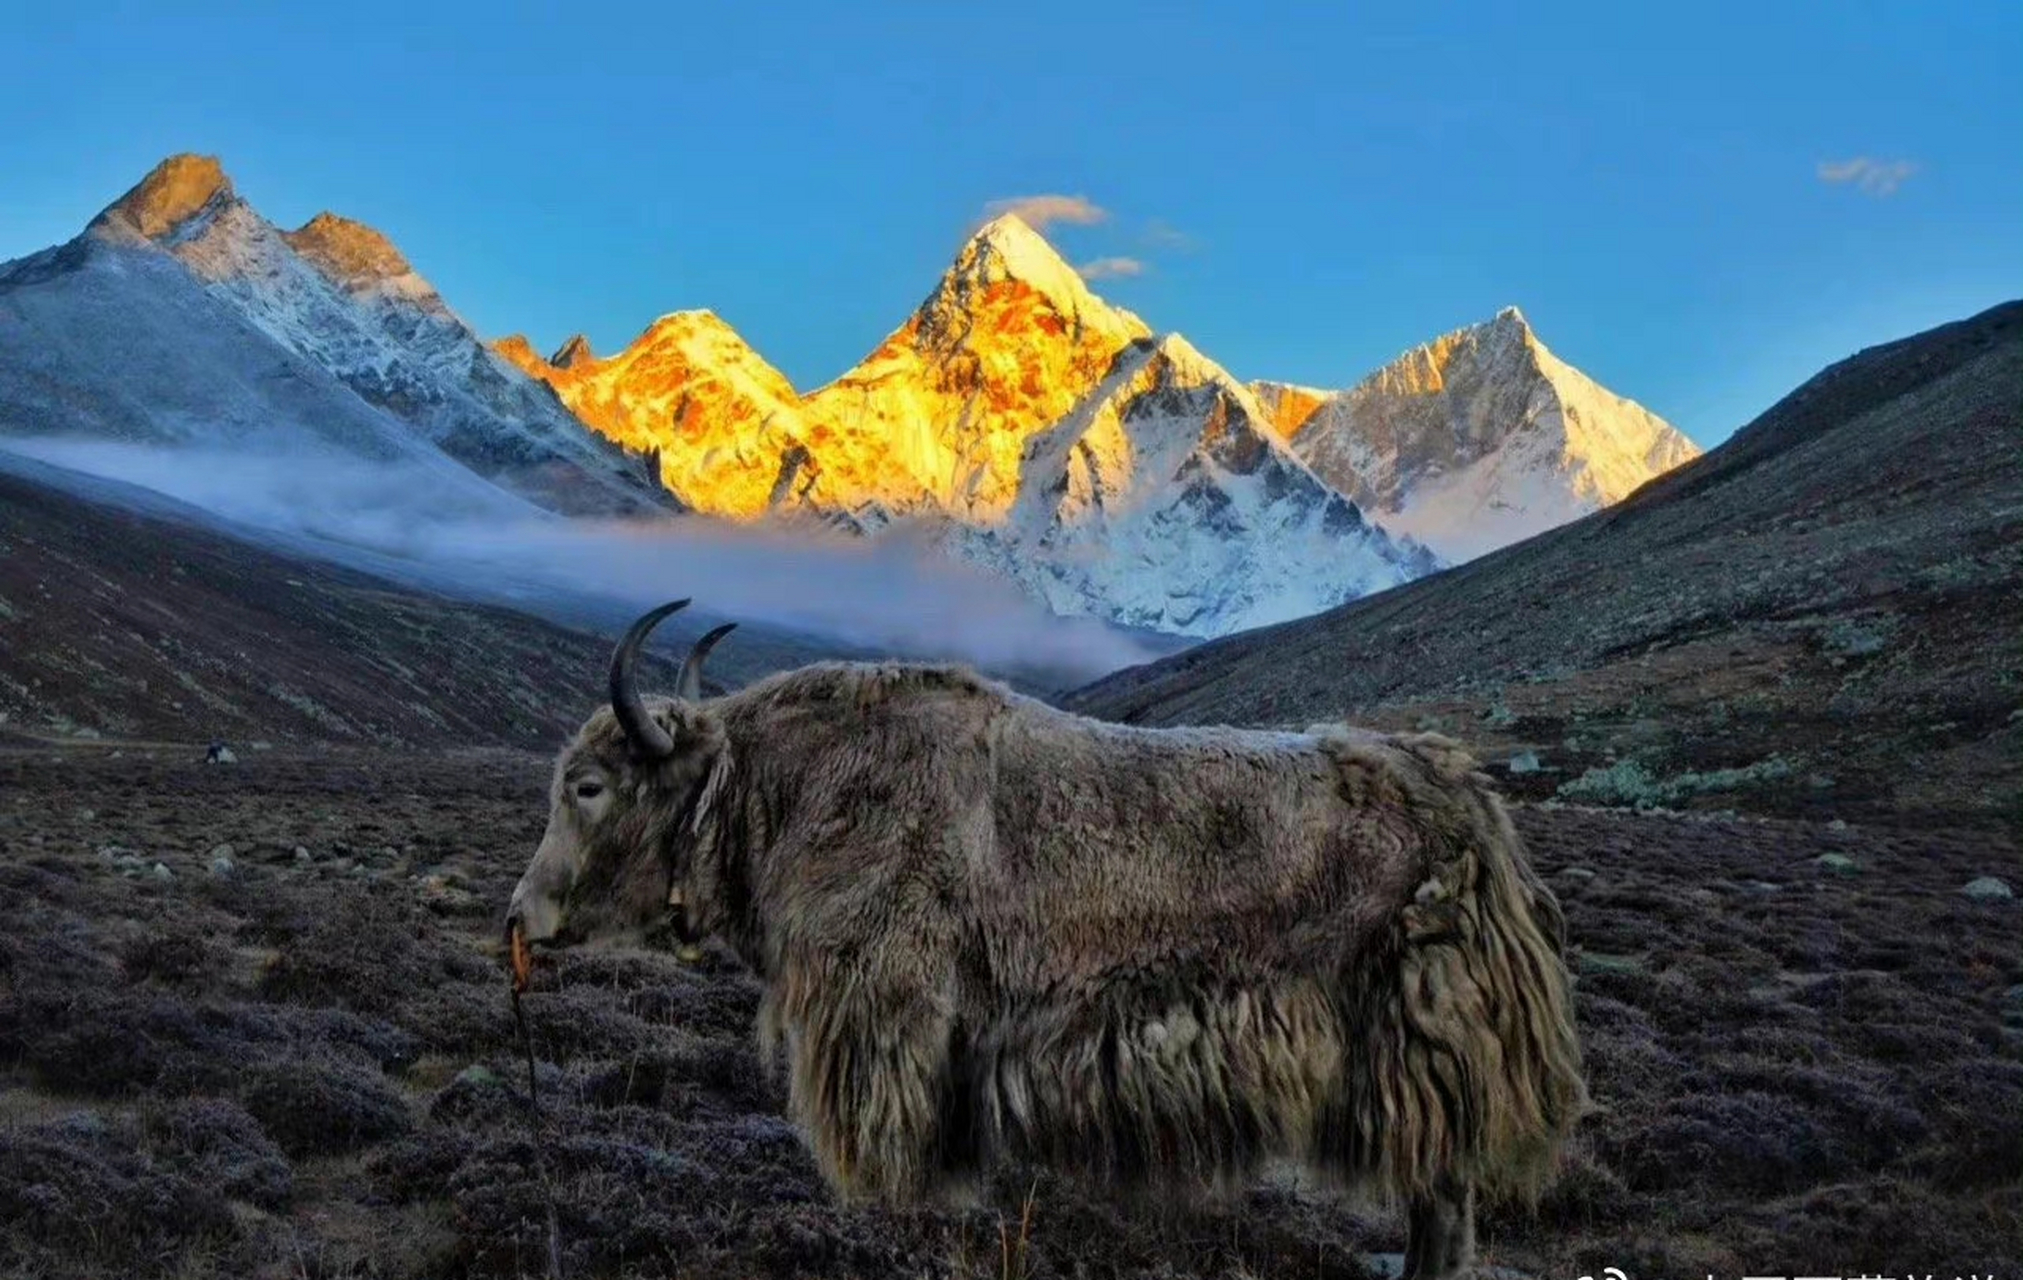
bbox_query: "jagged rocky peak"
[639,308,740,343]
[627,311,796,385]
[1259,306,1701,563]
[910,213,1152,347]
[491,334,547,369]
[956,214,1091,298]
[549,333,595,369]
[90,153,235,242]
[283,212,416,288]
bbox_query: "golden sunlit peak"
[92,152,234,242]
[284,211,415,285]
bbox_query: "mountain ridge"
[1067,300,2023,826]
[499,213,1434,635]
[46,153,670,519]
[1252,307,1700,561]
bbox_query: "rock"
[150,862,174,881]
[1827,818,1850,832]
[1508,750,1541,774]
[205,742,237,765]
[1742,880,1784,894]
[1557,866,1597,881]
[419,874,479,915]
[1961,877,2014,901]
[208,842,236,861]
[1815,853,1858,875]
[208,855,235,877]
[293,846,312,864]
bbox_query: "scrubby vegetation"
[1,747,2017,1278]
[1555,755,1797,810]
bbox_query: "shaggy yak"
[507,600,1588,1280]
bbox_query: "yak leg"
[1402,1175,1475,1280]
[775,944,957,1205]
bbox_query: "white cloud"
[981,194,1110,230]
[1142,219,1201,252]
[0,438,1155,683]
[1817,156,1918,197]
[1077,256,1146,281]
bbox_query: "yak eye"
[574,780,606,801]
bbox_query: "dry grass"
[1,746,2016,1278]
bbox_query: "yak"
[506,600,1587,1280]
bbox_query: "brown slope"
[1066,300,2023,827]
[0,467,728,751]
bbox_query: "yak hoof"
[1401,1177,1476,1280]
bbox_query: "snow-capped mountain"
[78,154,666,517]
[496,310,810,521]
[941,333,1435,634]
[503,214,1430,636]
[1253,308,1699,561]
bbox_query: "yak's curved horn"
[609,599,690,759]
[678,622,739,702]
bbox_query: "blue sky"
[1,1,2016,448]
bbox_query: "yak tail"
[1328,732,1590,1206]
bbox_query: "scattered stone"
[205,742,237,765]
[455,1064,499,1089]
[208,842,236,862]
[1961,877,2014,901]
[1828,818,1850,832]
[1508,750,1541,774]
[209,854,236,877]
[1742,880,1784,894]
[293,846,312,864]
[77,808,96,822]
[150,862,174,881]
[419,874,479,915]
[1815,853,1858,875]
[1557,866,1597,881]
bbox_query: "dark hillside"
[1068,302,2023,828]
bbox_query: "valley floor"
[1,745,2017,1279]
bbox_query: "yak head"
[506,600,736,955]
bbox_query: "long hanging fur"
[540,661,1589,1213]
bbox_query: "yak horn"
[678,622,739,702]
[608,599,690,759]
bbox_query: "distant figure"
[205,741,237,765]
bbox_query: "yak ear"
[640,701,727,770]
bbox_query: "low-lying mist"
[1,437,1161,683]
